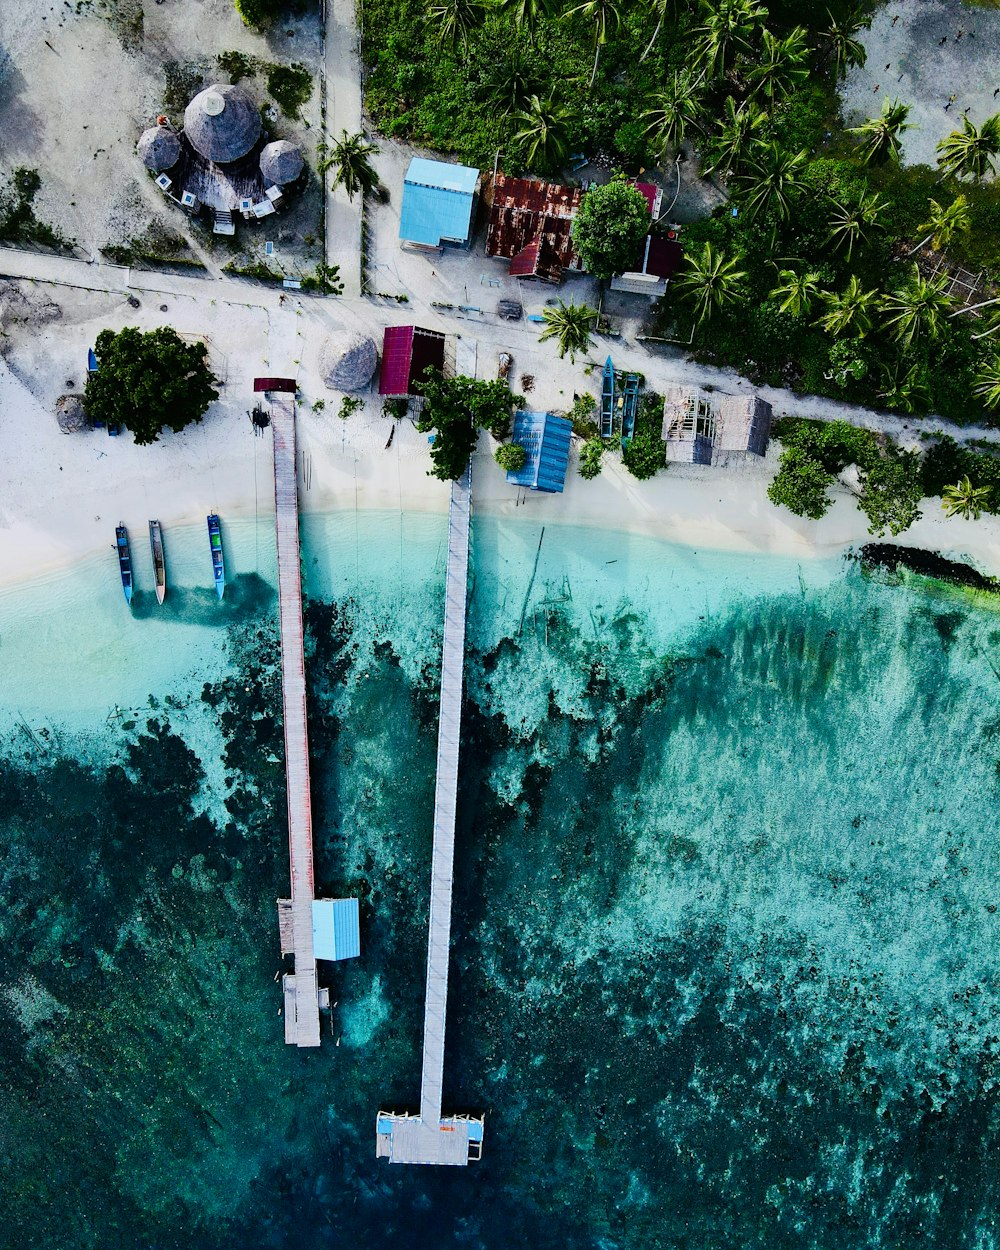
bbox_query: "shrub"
[495,442,527,472]
[266,63,313,118]
[339,396,364,420]
[300,263,344,295]
[858,449,924,537]
[767,445,836,519]
[571,176,651,281]
[569,393,599,438]
[217,50,258,83]
[235,0,285,30]
[621,424,665,480]
[579,437,604,479]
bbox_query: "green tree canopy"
[495,441,528,472]
[415,372,523,481]
[85,326,219,446]
[571,177,651,280]
[767,444,835,520]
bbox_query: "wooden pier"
[270,394,322,1048]
[376,465,484,1165]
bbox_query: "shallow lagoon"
[0,510,998,1249]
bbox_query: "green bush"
[266,63,313,118]
[415,373,523,481]
[569,393,599,438]
[767,445,836,520]
[217,50,258,83]
[579,437,604,479]
[235,0,285,30]
[571,176,651,281]
[857,449,924,537]
[495,441,527,472]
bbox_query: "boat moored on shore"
[115,524,133,606]
[149,520,166,604]
[207,513,225,599]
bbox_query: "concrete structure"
[399,158,480,249]
[505,411,573,493]
[662,386,773,465]
[377,466,485,1166]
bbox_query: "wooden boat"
[115,524,133,606]
[600,355,615,439]
[207,513,225,600]
[148,520,166,605]
[621,373,640,441]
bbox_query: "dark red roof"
[632,182,659,217]
[379,325,446,396]
[642,235,683,279]
[253,376,297,393]
[509,240,540,278]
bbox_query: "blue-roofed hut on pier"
[505,411,573,493]
[399,158,480,250]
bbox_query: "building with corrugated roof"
[379,325,447,396]
[610,233,683,297]
[505,411,573,492]
[400,158,480,249]
[485,175,584,283]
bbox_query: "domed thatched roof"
[56,394,89,434]
[137,125,181,171]
[260,140,304,186]
[320,332,378,392]
[183,84,262,165]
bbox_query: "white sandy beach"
[2,276,1000,595]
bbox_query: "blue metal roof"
[312,898,361,961]
[506,411,573,493]
[400,159,479,247]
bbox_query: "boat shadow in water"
[129,573,276,625]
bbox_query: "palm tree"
[734,142,809,222]
[427,0,483,47]
[909,194,971,255]
[318,130,380,200]
[673,241,747,325]
[642,71,704,158]
[692,0,767,81]
[701,96,768,177]
[936,114,1000,182]
[815,275,879,337]
[770,267,822,319]
[942,475,993,520]
[819,3,870,79]
[973,355,1000,409]
[489,46,544,114]
[565,0,621,86]
[498,0,553,40]
[827,190,885,261]
[747,26,810,103]
[880,264,951,348]
[538,300,598,361]
[639,0,681,62]
[513,94,572,171]
[878,361,929,414]
[849,99,912,165]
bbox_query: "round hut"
[55,394,90,434]
[259,140,304,186]
[320,332,378,392]
[183,84,262,165]
[136,125,181,172]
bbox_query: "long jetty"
[376,466,484,1165]
[270,393,322,1048]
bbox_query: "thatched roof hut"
[183,84,262,165]
[320,332,378,392]
[55,394,89,434]
[260,140,304,186]
[137,126,181,172]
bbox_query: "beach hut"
[379,326,447,397]
[320,331,378,392]
[505,411,573,493]
[717,395,773,457]
[399,158,480,250]
[183,84,262,165]
[661,385,716,465]
[260,140,304,186]
[136,125,181,172]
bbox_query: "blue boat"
[87,347,98,374]
[207,514,225,599]
[600,356,615,439]
[621,373,640,441]
[115,524,133,606]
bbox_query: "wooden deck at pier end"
[376,467,485,1165]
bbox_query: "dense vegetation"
[86,327,219,446]
[415,372,523,479]
[0,167,70,251]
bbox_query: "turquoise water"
[0,510,998,1248]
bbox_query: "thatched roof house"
[55,394,89,434]
[184,84,262,165]
[320,332,378,392]
[717,395,773,457]
[260,140,304,186]
[137,125,181,172]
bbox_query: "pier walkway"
[377,466,484,1165]
[270,394,321,1048]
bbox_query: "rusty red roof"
[485,175,583,283]
[379,326,446,396]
